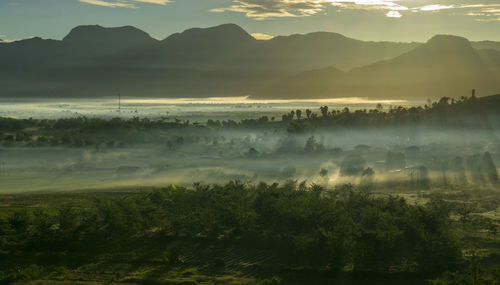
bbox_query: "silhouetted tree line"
[199,94,499,132]
[282,95,500,132]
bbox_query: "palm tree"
[296,109,302,120]
[305,109,312,119]
[320,106,328,118]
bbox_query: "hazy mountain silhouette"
[247,32,420,72]
[257,67,346,98]
[150,24,419,72]
[154,23,257,69]
[163,23,254,47]
[0,24,499,99]
[347,35,498,98]
[63,25,158,56]
[478,49,500,75]
[256,35,500,99]
[63,25,157,46]
[472,41,500,52]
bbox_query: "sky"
[1,0,500,43]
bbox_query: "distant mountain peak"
[16,37,53,44]
[63,25,156,45]
[425,34,473,51]
[270,31,349,43]
[163,23,255,45]
[212,23,249,32]
[184,23,252,38]
[295,31,347,39]
[427,34,469,42]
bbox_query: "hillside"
[256,35,500,99]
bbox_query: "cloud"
[330,0,409,11]
[79,0,136,8]
[456,3,500,21]
[475,17,500,21]
[211,0,410,20]
[210,0,325,20]
[134,0,171,4]
[211,0,500,21]
[386,10,402,17]
[411,3,500,22]
[79,0,170,8]
[251,32,275,40]
[461,3,500,9]
[417,4,454,11]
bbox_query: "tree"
[360,167,375,190]
[340,155,366,176]
[8,210,30,235]
[282,112,294,122]
[438,97,450,105]
[32,209,53,239]
[304,136,317,152]
[304,136,325,153]
[320,106,328,118]
[305,109,312,119]
[57,206,78,234]
[246,147,259,158]
[295,109,302,120]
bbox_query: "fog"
[0,99,498,194]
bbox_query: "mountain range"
[259,35,500,99]
[0,24,499,99]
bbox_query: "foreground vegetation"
[1,181,499,284]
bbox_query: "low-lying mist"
[0,113,498,194]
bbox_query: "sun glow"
[123,96,408,105]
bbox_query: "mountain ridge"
[163,23,255,44]
[255,34,500,99]
[0,24,499,99]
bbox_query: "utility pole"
[118,93,121,113]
